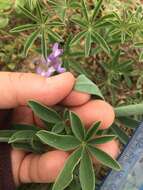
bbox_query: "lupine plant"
[1,0,143,189]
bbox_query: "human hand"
[0,72,119,186]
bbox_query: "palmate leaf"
[92,31,111,55]
[74,74,104,99]
[10,24,38,33]
[70,111,85,141]
[28,100,62,124]
[52,148,82,190]
[88,135,116,145]
[36,130,80,151]
[88,145,121,171]
[24,30,40,56]
[85,32,92,57]
[8,130,36,143]
[79,149,95,190]
[85,121,101,141]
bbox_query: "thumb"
[0,72,75,109]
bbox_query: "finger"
[0,72,75,109]
[18,150,69,183]
[12,106,34,125]
[62,91,91,107]
[92,140,120,165]
[70,100,115,129]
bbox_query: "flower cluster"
[36,43,65,77]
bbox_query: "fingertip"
[71,100,115,129]
[62,91,91,107]
[38,150,69,182]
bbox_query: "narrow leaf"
[18,5,40,22]
[74,74,104,99]
[118,117,140,129]
[115,103,143,117]
[70,30,87,45]
[111,124,129,145]
[88,135,116,145]
[28,100,61,123]
[10,24,38,33]
[48,29,63,41]
[12,124,38,131]
[92,32,111,55]
[9,130,36,143]
[36,0,43,22]
[41,28,47,59]
[86,121,101,140]
[81,0,89,21]
[85,32,92,57]
[0,130,16,142]
[92,0,103,22]
[70,111,85,141]
[79,149,95,190]
[52,122,66,134]
[36,130,80,151]
[52,148,82,190]
[88,145,121,171]
[24,30,39,56]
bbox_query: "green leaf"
[85,32,92,57]
[10,24,38,33]
[12,124,38,131]
[89,135,116,145]
[70,111,85,141]
[74,74,104,99]
[36,130,80,151]
[24,30,40,56]
[71,18,87,28]
[52,148,82,190]
[111,124,129,145]
[52,122,66,134]
[0,130,16,142]
[17,5,40,22]
[115,103,143,117]
[81,0,89,21]
[118,117,140,129]
[28,100,61,123]
[36,0,43,22]
[92,0,103,22]
[41,28,47,59]
[70,30,87,45]
[48,29,63,42]
[9,130,36,143]
[12,142,34,152]
[86,121,101,141]
[79,149,95,190]
[92,32,111,55]
[88,145,121,171]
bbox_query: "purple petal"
[52,43,63,58]
[36,67,47,77]
[45,66,56,77]
[57,65,66,73]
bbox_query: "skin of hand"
[0,72,119,186]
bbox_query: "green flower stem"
[115,103,143,117]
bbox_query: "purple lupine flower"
[36,43,66,77]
